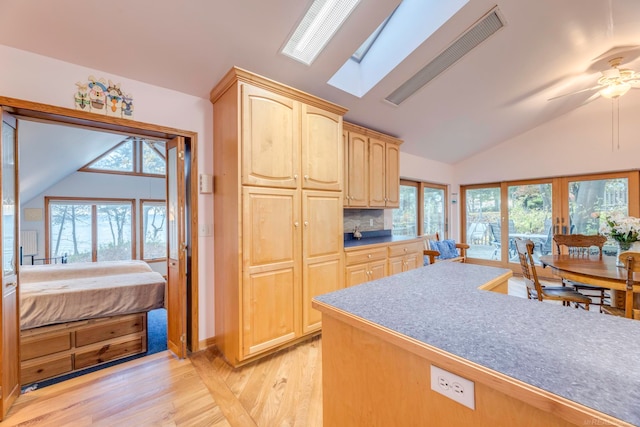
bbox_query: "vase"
[616,240,640,266]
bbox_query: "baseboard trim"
[198,336,217,351]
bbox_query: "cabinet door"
[346,132,368,207]
[301,105,342,191]
[345,264,369,287]
[388,255,405,276]
[302,191,344,333]
[241,84,300,188]
[385,143,400,208]
[242,187,301,356]
[368,138,386,207]
[370,259,387,280]
[404,252,421,271]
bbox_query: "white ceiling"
[18,120,125,203]
[2,0,640,164]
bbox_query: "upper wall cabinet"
[240,82,343,190]
[343,122,402,209]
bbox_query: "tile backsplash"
[343,209,384,233]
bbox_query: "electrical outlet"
[430,365,475,410]
[370,218,374,226]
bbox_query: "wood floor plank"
[190,349,258,427]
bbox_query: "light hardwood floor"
[2,277,588,426]
[3,336,322,426]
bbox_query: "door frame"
[0,95,200,353]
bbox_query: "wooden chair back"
[553,234,606,257]
[422,232,468,264]
[514,238,543,300]
[619,251,640,319]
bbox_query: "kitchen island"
[312,262,640,426]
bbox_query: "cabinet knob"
[368,254,372,258]
[404,248,407,252]
[304,221,309,227]
[294,221,299,227]
[294,174,298,180]
[304,175,309,180]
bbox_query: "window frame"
[80,137,166,178]
[140,198,167,262]
[394,179,448,237]
[45,196,136,263]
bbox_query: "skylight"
[282,0,361,65]
[328,0,469,97]
[350,11,395,63]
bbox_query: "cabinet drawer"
[75,337,145,369]
[21,332,72,361]
[345,247,387,266]
[22,355,72,384]
[75,314,145,347]
[388,241,423,257]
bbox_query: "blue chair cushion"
[431,239,459,260]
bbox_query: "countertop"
[314,262,640,425]
[344,233,420,249]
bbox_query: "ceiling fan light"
[600,82,631,99]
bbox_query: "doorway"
[0,97,199,410]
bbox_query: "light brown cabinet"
[344,239,423,287]
[343,122,402,208]
[387,241,423,275]
[212,67,348,366]
[344,247,388,287]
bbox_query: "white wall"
[0,45,215,341]
[455,94,640,183]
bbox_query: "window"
[141,200,167,260]
[47,198,134,263]
[461,171,639,276]
[392,179,447,236]
[82,137,166,177]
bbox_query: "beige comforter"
[20,261,166,330]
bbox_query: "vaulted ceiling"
[2,0,640,164]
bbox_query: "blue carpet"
[22,308,168,393]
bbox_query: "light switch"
[199,174,213,193]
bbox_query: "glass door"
[507,181,554,265]
[558,172,639,260]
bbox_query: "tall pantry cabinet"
[211,67,348,366]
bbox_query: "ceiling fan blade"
[547,85,603,101]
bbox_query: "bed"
[19,260,166,385]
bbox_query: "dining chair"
[601,251,640,320]
[552,234,608,307]
[422,232,469,265]
[514,238,591,310]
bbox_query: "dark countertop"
[344,231,420,249]
[314,262,640,425]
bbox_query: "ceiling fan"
[549,56,640,101]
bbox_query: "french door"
[462,171,639,276]
[1,111,20,419]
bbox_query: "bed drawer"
[21,331,72,361]
[75,313,146,347]
[75,336,145,369]
[22,355,73,384]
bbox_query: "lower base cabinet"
[345,238,423,287]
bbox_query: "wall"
[0,44,215,341]
[455,94,640,183]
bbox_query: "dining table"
[539,254,640,318]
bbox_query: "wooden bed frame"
[20,312,148,385]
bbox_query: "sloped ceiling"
[18,120,126,203]
[2,1,640,164]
